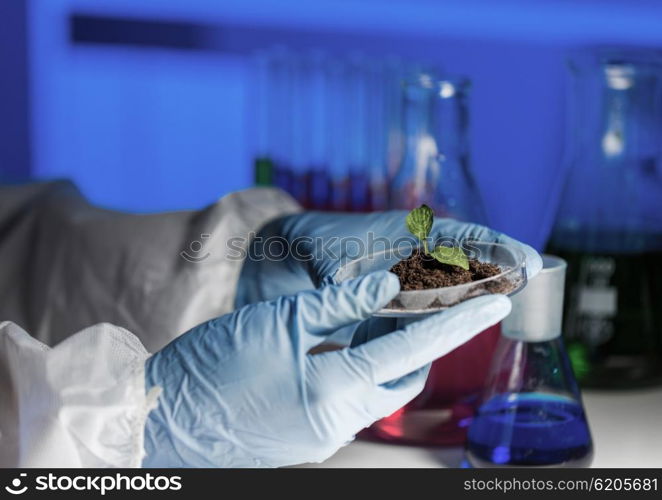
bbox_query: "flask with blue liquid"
[466,256,594,467]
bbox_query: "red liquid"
[360,324,501,446]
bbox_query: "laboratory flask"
[547,51,662,388]
[365,76,494,446]
[389,75,486,222]
[467,256,594,467]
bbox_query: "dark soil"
[390,248,509,293]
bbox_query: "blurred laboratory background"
[2,0,662,466]
[0,0,623,245]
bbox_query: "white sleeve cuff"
[0,321,158,468]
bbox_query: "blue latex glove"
[143,271,511,468]
[236,211,542,307]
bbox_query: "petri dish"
[334,241,527,317]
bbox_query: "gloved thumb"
[289,270,400,350]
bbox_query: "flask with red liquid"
[364,323,500,446]
[366,74,493,446]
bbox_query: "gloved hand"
[236,211,542,307]
[143,271,511,468]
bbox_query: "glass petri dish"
[334,241,527,317]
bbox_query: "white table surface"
[302,388,662,468]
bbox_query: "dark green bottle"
[547,238,662,388]
[548,51,662,388]
[254,157,273,187]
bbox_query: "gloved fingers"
[349,316,399,348]
[362,364,431,421]
[290,270,400,350]
[343,294,512,386]
[432,219,543,279]
[235,255,314,307]
[380,363,431,390]
[283,211,413,286]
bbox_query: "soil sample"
[390,248,512,295]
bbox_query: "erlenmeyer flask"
[467,256,594,467]
[547,50,662,388]
[389,75,486,222]
[364,75,494,446]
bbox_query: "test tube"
[327,58,350,211]
[290,56,311,207]
[383,57,406,187]
[365,59,389,211]
[346,54,371,212]
[306,50,331,210]
[269,47,295,196]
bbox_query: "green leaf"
[429,245,470,270]
[406,204,434,253]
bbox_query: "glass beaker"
[466,256,594,467]
[547,50,662,388]
[365,75,493,446]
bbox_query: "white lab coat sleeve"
[0,182,302,353]
[0,320,160,468]
[0,184,302,467]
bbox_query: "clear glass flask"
[466,256,594,467]
[365,75,494,446]
[547,50,662,388]
[389,75,487,222]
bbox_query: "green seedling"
[405,204,470,270]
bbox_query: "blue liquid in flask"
[466,393,593,467]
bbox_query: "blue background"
[3,0,662,250]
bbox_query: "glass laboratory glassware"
[466,256,594,467]
[305,50,331,210]
[547,50,662,388]
[365,75,492,446]
[389,75,487,222]
[365,60,389,212]
[327,58,351,211]
[383,58,406,186]
[290,57,312,208]
[346,54,371,212]
[268,47,295,196]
